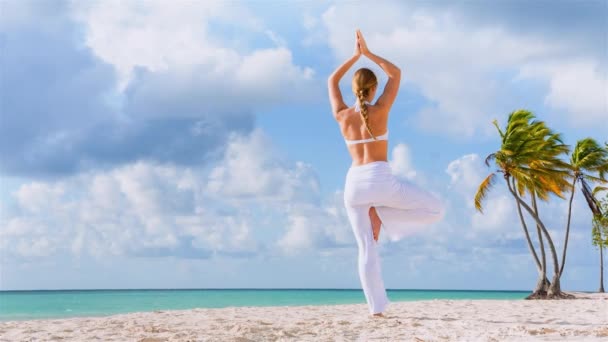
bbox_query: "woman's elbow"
[327,74,338,85]
[392,67,401,78]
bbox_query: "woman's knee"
[359,251,377,271]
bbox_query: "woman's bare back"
[337,104,389,166]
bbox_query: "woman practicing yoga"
[327,30,445,317]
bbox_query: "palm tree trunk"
[600,245,605,293]
[510,176,551,295]
[506,178,568,298]
[560,178,577,278]
[513,183,542,271]
[531,192,549,294]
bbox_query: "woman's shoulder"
[336,105,356,121]
[367,103,389,117]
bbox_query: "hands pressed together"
[354,29,370,58]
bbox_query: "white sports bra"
[344,100,389,145]
[344,130,389,145]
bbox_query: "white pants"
[344,161,445,314]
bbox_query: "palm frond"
[492,120,504,140]
[571,138,608,172]
[516,177,526,197]
[485,153,496,167]
[583,174,608,184]
[475,173,496,213]
[593,186,608,196]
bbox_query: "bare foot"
[371,313,385,318]
[369,207,382,242]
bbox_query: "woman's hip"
[344,166,397,206]
[346,161,392,183]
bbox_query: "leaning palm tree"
[513,121,570,297]
[476,109,571,298]
[510,125,571,295]
[560,139,608,278]
[520,122,572,294]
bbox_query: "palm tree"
[476,109,571,298]
[521,124,572,294]
[592,187,608,293]
[510,124,571,294]
[560,139,608,278]
[511,123,570,298]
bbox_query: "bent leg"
[370,207,382,242]
[375,179,445,241]
[345,204,390,314]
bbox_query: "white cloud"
[390,143,417,180]
[277,193,353,255]
[207,129,320,203]
[14,182,66,214]
[444,153,525,241]
[206,129,353,255]
[517,60,608,125]
[1,160,254,260]
[471,195,514,234]
[70,0,316,99]
[446,154,487,203]
[278,212,317,254]
[16,237,53,258]
[1,130,353,260]
[301,10,328,48]
[71,0,250,84]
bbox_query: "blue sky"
[0,0,607,291]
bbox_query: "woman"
[327,30,445,317]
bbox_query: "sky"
[0,0,607,291]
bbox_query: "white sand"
[1,293,606,341]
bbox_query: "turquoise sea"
[0,289,528,321]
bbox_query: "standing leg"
[345,204,390,315]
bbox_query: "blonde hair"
[352,68,378,140]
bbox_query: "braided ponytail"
[352,68,378,140]
[356,89,375,140]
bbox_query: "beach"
[1,292,606,341]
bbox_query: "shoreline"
[0,288,531,323]
[1,293,606,341]
[0,287,534,291]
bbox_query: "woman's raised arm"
[357,30,401,110]
[327,32,361,119]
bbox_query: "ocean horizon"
[0,288,533,321]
